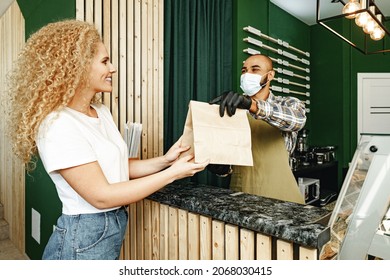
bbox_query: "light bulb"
[363,17,376,34]
[355,12,370,27]
[370,27,385,40]
[342,0,361,19]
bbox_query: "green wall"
[310,15,390,181]
[17,0,75,260]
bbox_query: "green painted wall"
[310,23,346,184]
[17,0,75,260]
[310,15,390,182]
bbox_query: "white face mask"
[240,72,269,96]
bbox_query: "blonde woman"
[6,19,208,260]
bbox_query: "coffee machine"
[290,129,310,170]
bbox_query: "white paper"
[31,208,40,244]
[124,122,142,158]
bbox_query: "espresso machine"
[290,128,337,170]
[290,128,310,170]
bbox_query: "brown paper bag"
[180,100,253,166]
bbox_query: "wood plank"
[299,246,317,260]
[110,0,119,127]
[85,0,94,23]
[133,0,142,137]
[240,229,255,260]
[151,201,160,260]
[94,0,102,36]
[122,205,131,260]
[159,204,169,260]
[157,0,164,156]
[102,0,111,108]
[143,199,152,259]
[168,207,178,259]
[0,1,25,253]
[136,200,144,259]
[212,220,225,260]
[256,233,272,260]
[188,213,200,260]
[75,0,84,20]
[276,239,294,260]
[141,0,149,159]
[126,0,134,123]
[0,8,5,205]
[152,0,159,157]
[200,216,212,260]
[118,0,127,135]
[178,209,188,260]
[146,0,154,159]
[225,224,239,260]
[129,203,137,260]
[11,2,23,252]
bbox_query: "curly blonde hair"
[5,19,102,170]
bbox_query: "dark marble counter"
[148,182,331,249]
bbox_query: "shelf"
[292,161,337,175]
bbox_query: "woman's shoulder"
[38,108,79,137]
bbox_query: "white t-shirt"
[37,104,129,215]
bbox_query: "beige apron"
[230,115,304,204]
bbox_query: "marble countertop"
[148,181,331,249]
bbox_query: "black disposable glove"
[209,91,252,117]
[207,164,233,177]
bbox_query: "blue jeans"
[42,207,128,260]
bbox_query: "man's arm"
[251,96,306,132]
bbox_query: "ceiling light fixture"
[342,0,361,19]
[317,0,390,54]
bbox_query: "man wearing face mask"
[208,54,306,204]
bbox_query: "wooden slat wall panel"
[76,0,164,260]
[0,1,25,253]
[76,0,164,152]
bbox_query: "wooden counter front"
[120,183,331,260]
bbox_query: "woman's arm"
[59,154,208,210]
[128,137,189,179]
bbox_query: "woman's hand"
[169,154,209,180]
[163,136,190,165]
